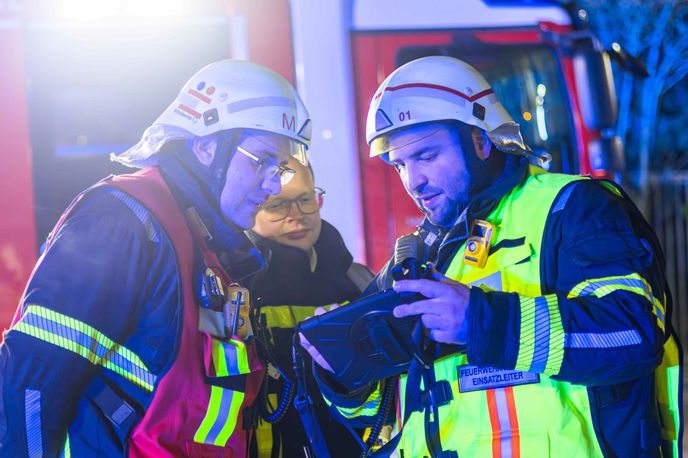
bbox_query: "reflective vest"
[51,168,266,457]
[389,167,682,457]
[119,168,266,457]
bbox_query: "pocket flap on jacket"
[494,241,533,267]
[202,332,252,379]
[565,230,649,267]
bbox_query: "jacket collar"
[417,154,530,269]
[246,220,353,277]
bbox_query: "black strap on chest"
[370,343,457,458]
[421,363,457,458]
[292,334,332,458]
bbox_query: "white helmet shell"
[366,56,530,158]
[113,60,312,168]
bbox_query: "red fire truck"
[347,0,623,269]
[0,0,622,328]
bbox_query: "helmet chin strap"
[165,130,243,218]
[207,130,243,206]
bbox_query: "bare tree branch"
[576,0,688,194]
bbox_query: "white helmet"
[367,56,543,162]
[113,60,312,168]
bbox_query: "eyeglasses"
[260,187,326,222]
[236,145,296,185]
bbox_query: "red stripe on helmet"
[188,88,212,104]
[178,104,202,119]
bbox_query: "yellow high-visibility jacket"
[319,165,682,457]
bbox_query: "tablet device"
[297,289,423,390]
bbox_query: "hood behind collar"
[157,142,265,281]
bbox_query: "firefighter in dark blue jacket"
[0,60,314,457]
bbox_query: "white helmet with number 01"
[113,60,312,168]
[366,56,543,162]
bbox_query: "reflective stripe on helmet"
[366,56,548,165]
[366,57,513,148]
[113,60,311,168]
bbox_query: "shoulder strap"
[106,167,194,259]
[292,335,332,458]
[108,167,236,285]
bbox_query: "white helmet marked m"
[113,60,312,168]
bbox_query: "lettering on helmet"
[283,113,296,131]
[174,105,200,124]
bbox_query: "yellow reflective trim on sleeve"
[567,273,665,331]
[59,434,70,458]
[323,383,383,419]
[12,305,156,392]
[259,304,320,330]
[544,295,565,375]
[515,296,536,372]
[656,334,682,456]
[515,295,564,375]
[255,394,278,457]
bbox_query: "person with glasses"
[0,60,313,457]
[247,158,373,458]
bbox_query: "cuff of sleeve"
[466,287,521,369]
[311,362,374,408]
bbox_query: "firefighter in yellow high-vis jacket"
[303,56,682,458]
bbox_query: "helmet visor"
[369,125,448,158]
[239,129,309,166]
